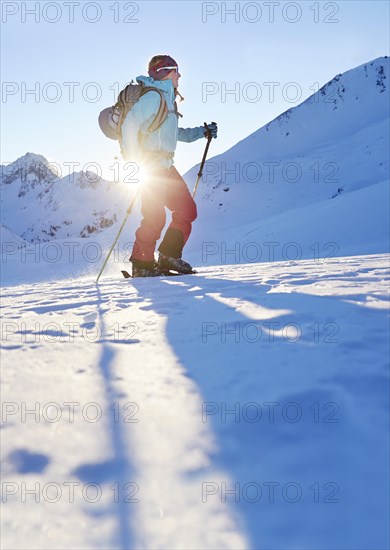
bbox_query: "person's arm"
[177,126,206,143]
[178,122,218,143]
[120,91,161,162]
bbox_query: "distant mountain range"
[0,152,132,244]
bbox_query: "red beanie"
[148,55,178,80]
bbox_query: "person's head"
[148,55,181,89]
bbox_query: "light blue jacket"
[121,75,205,169]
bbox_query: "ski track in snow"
[1,254,389,550]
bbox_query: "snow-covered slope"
[0,225,27,249]
[1,254,389,549]
[183,56,389,264]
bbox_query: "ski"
[121,269,196,279]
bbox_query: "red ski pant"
[131,166,197,263]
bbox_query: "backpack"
[98,80,168,145]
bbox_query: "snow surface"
[1,255,389,549]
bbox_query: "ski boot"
[131,260,162,278]
[158,253,196,274]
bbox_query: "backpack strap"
[172,100,183,118]
[140,86,168,133]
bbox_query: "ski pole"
[96,190,139,284]
[192,123,214,198]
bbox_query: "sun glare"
[136,162,151,187]
[114,161,151,191]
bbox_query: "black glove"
[204,121,218,139]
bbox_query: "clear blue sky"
[1,0,389,180]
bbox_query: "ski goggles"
[156,65,179,73]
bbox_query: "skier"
[120,54,218,277]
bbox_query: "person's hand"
[204,122,218,139]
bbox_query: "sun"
[117,160,151,191]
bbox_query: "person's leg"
[131,169,168,266]
[158,166,197,259]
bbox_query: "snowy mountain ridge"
[0,153,132,242]
[211,56,389,164]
